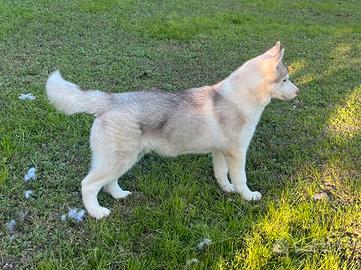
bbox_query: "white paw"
[112,190,132,199]
[222,183,236,193]
[242,191,262,201]
[89,206,110,219]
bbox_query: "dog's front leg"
[224,151,262,201]
[212,151,236,193]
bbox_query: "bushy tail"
[46,70,111,116]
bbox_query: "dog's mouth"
[281,93,298,100]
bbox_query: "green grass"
[1,0,360,269]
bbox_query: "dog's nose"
[295,90,300,96]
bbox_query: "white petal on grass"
[19,93,36,100]
[196,238,212,250]
[66,208,86,222]
[5,220,16,233]
[74,209,85,222]
[186,258,199,266]
[24,167,36,182]
[24,190,33,199]
[67,208,78,219]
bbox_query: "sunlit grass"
[328,87,361,139]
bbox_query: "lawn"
[0,0,360,269]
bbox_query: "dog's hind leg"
[81,169,116,220]
[104,179,132,199]
[81,114,141,219]
[212,151,236,193]
[104,151,145,199]
[81,152,138,219]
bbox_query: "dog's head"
[236,41,299,103]
[260,41,299,100]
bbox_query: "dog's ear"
[274,48,288,81]
[267,41,285,67]
[262,42,287,81]
[266,41,281,56]
[275,48,285,66]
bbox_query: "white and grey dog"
[46,41,299,219]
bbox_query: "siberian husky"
[46,41,299,219]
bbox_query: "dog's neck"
[214,79,270,123]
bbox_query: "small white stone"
[313,192,329,201]
[273,241,288,255]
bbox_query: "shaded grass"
[0,0,360,269]
[0,2,34,39]
[142,13,360,42]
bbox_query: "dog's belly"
[142,135,214,157]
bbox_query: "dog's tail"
[46,70,111,116]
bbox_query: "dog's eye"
[282,78,287,82]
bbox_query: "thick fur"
[46,71,111,115]
[46,41,299,219]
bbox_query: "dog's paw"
[112,190,132,199]
[89,207,110,219]
[221,183,236,193]
[242,191,262,201]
